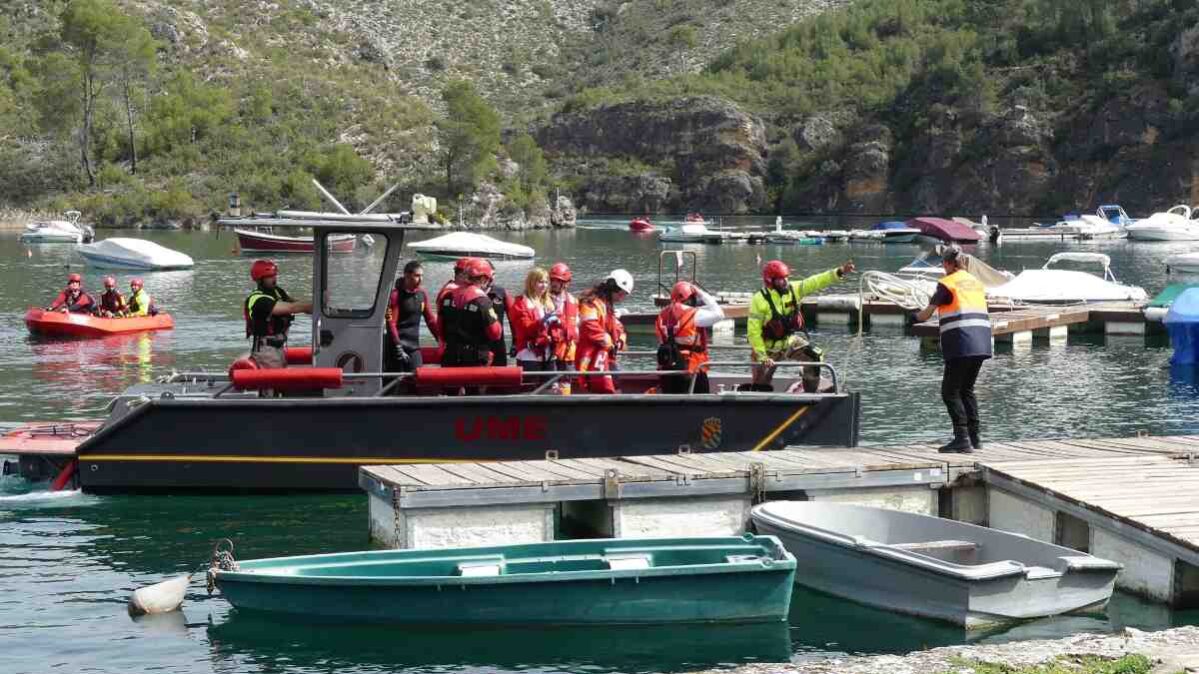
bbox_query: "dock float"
[360,434,1199,607]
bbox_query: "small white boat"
[76,237,195,270]
[1167,252,1199,274]
[989,252,1147,304]
[1126,205,1199,241]
[19,211,94,244]
[658,223,724,244]
[407,232,534,260]
[752,501,1121,629]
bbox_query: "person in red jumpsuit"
[575,269,633,394]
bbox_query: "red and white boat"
[629,217,655,232]
[235,228,357,254]
[685,212,709,225]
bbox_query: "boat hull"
[235,229,357,254]
[76,386,860,492]
[20,231,82,243]
[24,308,174,337]
[1127,227,1199,241]
[215,537,796,625]
[752,502,1119,629]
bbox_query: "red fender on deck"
[414,366,523,388]
[284,346,312,365]
[228,357,259,378]
[231,367,344,391]
[50,458,78,492]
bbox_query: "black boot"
[967,424,982,450]
[939,426,973,453]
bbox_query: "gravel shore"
[691,626,1199,674]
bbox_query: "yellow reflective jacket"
[748,269,841,358]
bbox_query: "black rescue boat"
[73,214,860,493]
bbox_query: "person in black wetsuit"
[386,260,440,372]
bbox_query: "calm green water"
[4,219,1199,673]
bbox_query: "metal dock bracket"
[604,469,622,501]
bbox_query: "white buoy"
[128,574,191,617]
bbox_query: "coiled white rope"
[857,271,935,335]
[860,271,934,310]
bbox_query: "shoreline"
[688,626,1199,674]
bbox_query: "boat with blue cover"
[213,535,796,625]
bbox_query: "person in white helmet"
[576,269,633,394]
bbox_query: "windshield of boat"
[322,232,389,318]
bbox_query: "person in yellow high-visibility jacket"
[916,244,993,453]
[748,259,855,392]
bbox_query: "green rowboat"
[214,535,795,625]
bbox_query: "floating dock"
[361,434,1199,607]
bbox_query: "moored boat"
[658,223,723,244]
[213,535,796,625]
[19,210,95,244]
[235,228,357,254]
[24,307,174,338]
[988,252,1147,304]
[407,232,535,260]
[909,217,982,244]
[751,501,1120,628]
[629,217,655,232]
[1126,205,1199,241]
[872,221,921,244]
[76,237,194,270]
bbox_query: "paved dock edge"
[689,626,1199,674]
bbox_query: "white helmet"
[607,268,634,294]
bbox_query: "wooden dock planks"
[911,305,1093,338]
[981,453,1199,558]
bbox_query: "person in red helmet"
[436,257,474,313]
[479,259,513,366]
[747,258,855,392]
[126,278,157,317]
[47,273,95,314]
[244,259,312,369]
[97,276,126,317]
[441,258,503,369]
[547,262,579,371]
[655,280,725,394]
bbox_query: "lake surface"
[4,218,1199,673]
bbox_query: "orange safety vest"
[938,270,992,359]
[655,304,709,372]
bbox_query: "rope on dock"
[857,271,933,335]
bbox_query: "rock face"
[455,182,574,230]
[536,96,769,213]
[1173,21,1199,96]
[783,81,1198,216]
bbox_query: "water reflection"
[24,332,174,415]
[207,614,792,674]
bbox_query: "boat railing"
[164,361,839,398]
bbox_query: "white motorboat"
[997,214,1126,242]
[989,252,1147,304]
[1125,205,1199,241]
[658,223,724,244]
[19,210,94,244]
[751,501,1120,628]
[76,237,195,270]
[1167,252,1199,274]
[1097,204,1135,227]
[406,231,535,260]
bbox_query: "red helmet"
[466,259,493,280]
[67,273,82,284]
[671,281,697,303]
[762,260,790,283]
[454,257,473,272]
[549,262,572,283]
[250,259,278,281]
[103,276,116,289]
[130,278,144,290]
